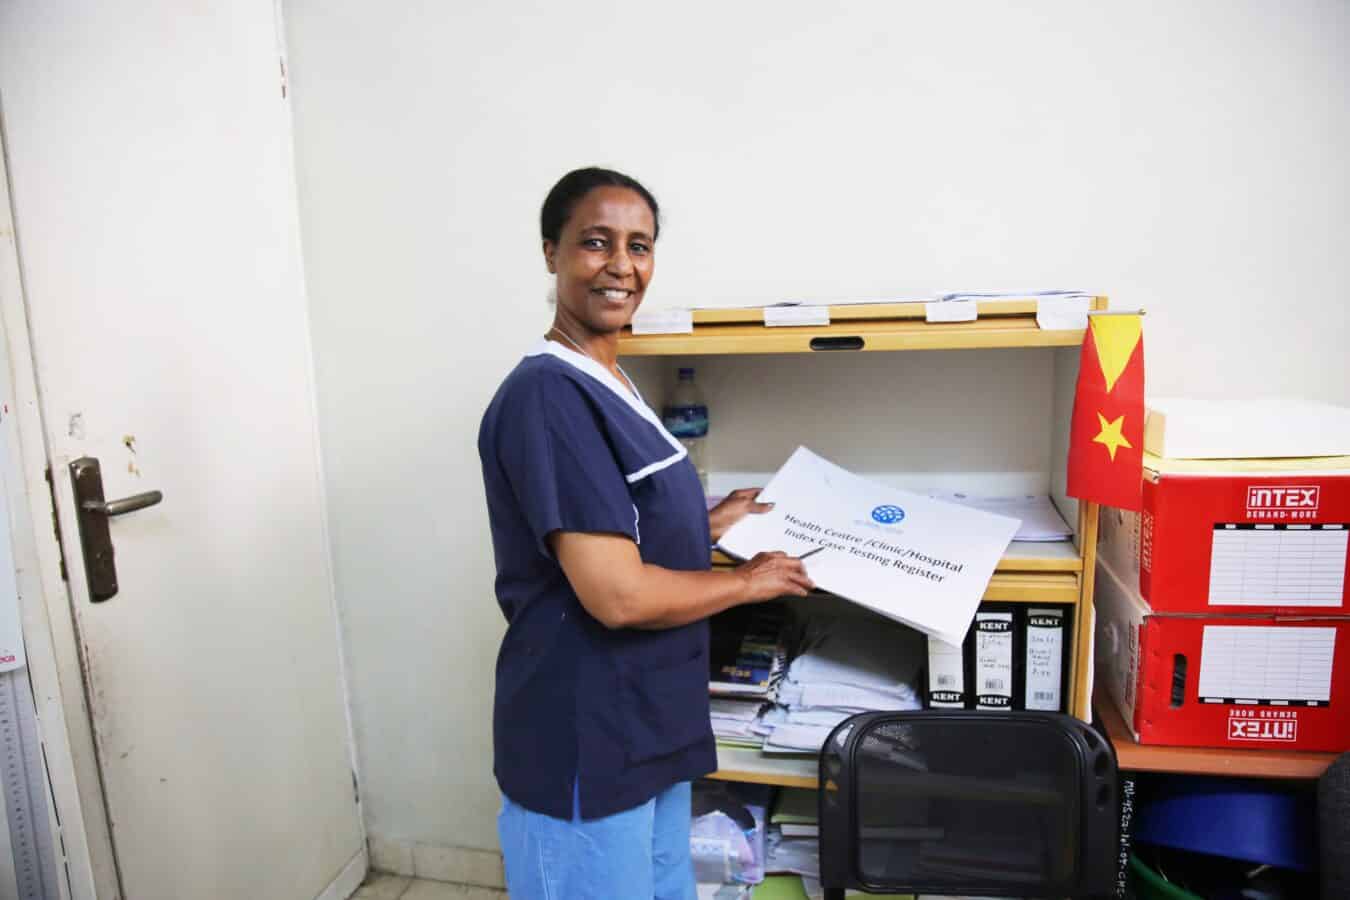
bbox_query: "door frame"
[0,116,125,900]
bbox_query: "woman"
[478,167,813,899]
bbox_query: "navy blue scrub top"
[478,338,715,820]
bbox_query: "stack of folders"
[760,613,924,754]
[708,602,790,747]
[926,491,1072,542]
[764,788,821,880]
[925,603,1072,712]
[755,789,915,900]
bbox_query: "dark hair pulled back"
[540,167,660,244]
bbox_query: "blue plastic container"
[1134,777,1317,871]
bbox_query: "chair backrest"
[818,710,1118,899]
[1321,751,1350,899]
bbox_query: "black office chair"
[1320,752,1350,899]
[818,710,1119,899]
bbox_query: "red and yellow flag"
[1067,313,1144,511]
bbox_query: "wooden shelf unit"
[710,745,818,790]
[618,297,1109,356]
[720,691,1338,789]
[1095,687,1336,780]
[621,297,1106,788]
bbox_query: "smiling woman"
[542,170,659,346]
[476,167,814,899]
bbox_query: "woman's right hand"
[735,551,815,603]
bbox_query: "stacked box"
[1095,452,1350,752]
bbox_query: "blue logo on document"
[871,505,905,525]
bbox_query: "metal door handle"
[81,491,163,517]
[69,457,164,602]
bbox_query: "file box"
[1094,559,1350,752]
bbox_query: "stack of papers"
[761,615,923,755]
[760,790,916,898]
[926,491,1072,542]
[686,297,931,311]
[937,288,1090,302]
[770,789,819,838]
[710,697,768,746]
[765,826,820,881]
[631,290,1092,336]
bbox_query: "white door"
[0,4,364,899]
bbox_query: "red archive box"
[1098,453,1350,616]
[1094,558,1350,752]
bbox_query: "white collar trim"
[525,338,686,457]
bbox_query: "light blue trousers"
[498,781,698,900]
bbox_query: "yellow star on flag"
[1093,412,1132,461]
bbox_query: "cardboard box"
[1098,453,1350,615]
[1094,559,1350,752]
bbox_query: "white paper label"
[975,610,1014,710]
[927,636,966,708]
[1024,607,1064,711]
[925,299,978,323]
[1035,295,1091,330]
[763,306,830,327]
[1209,524,1347,607]
[630,308,693,335]
[1198,625,1336,704]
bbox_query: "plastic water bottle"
[662,367,709,492]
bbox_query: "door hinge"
[279,58,287,99]
[43,467,68,582]
[352,770,360,805]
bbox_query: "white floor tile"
[412,843,505,888]
[357,874,509,900]
[352,872,412,900]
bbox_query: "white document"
[717,448,1021,645]
[1145,396,1350,459]
[709,698,764,721]
[785,681,917,710]
[938,289,1089,301]
[928,491,1072,542]
[685,297,932,311]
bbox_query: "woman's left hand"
[709,488,773,543]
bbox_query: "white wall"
[282,0,1350,852]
